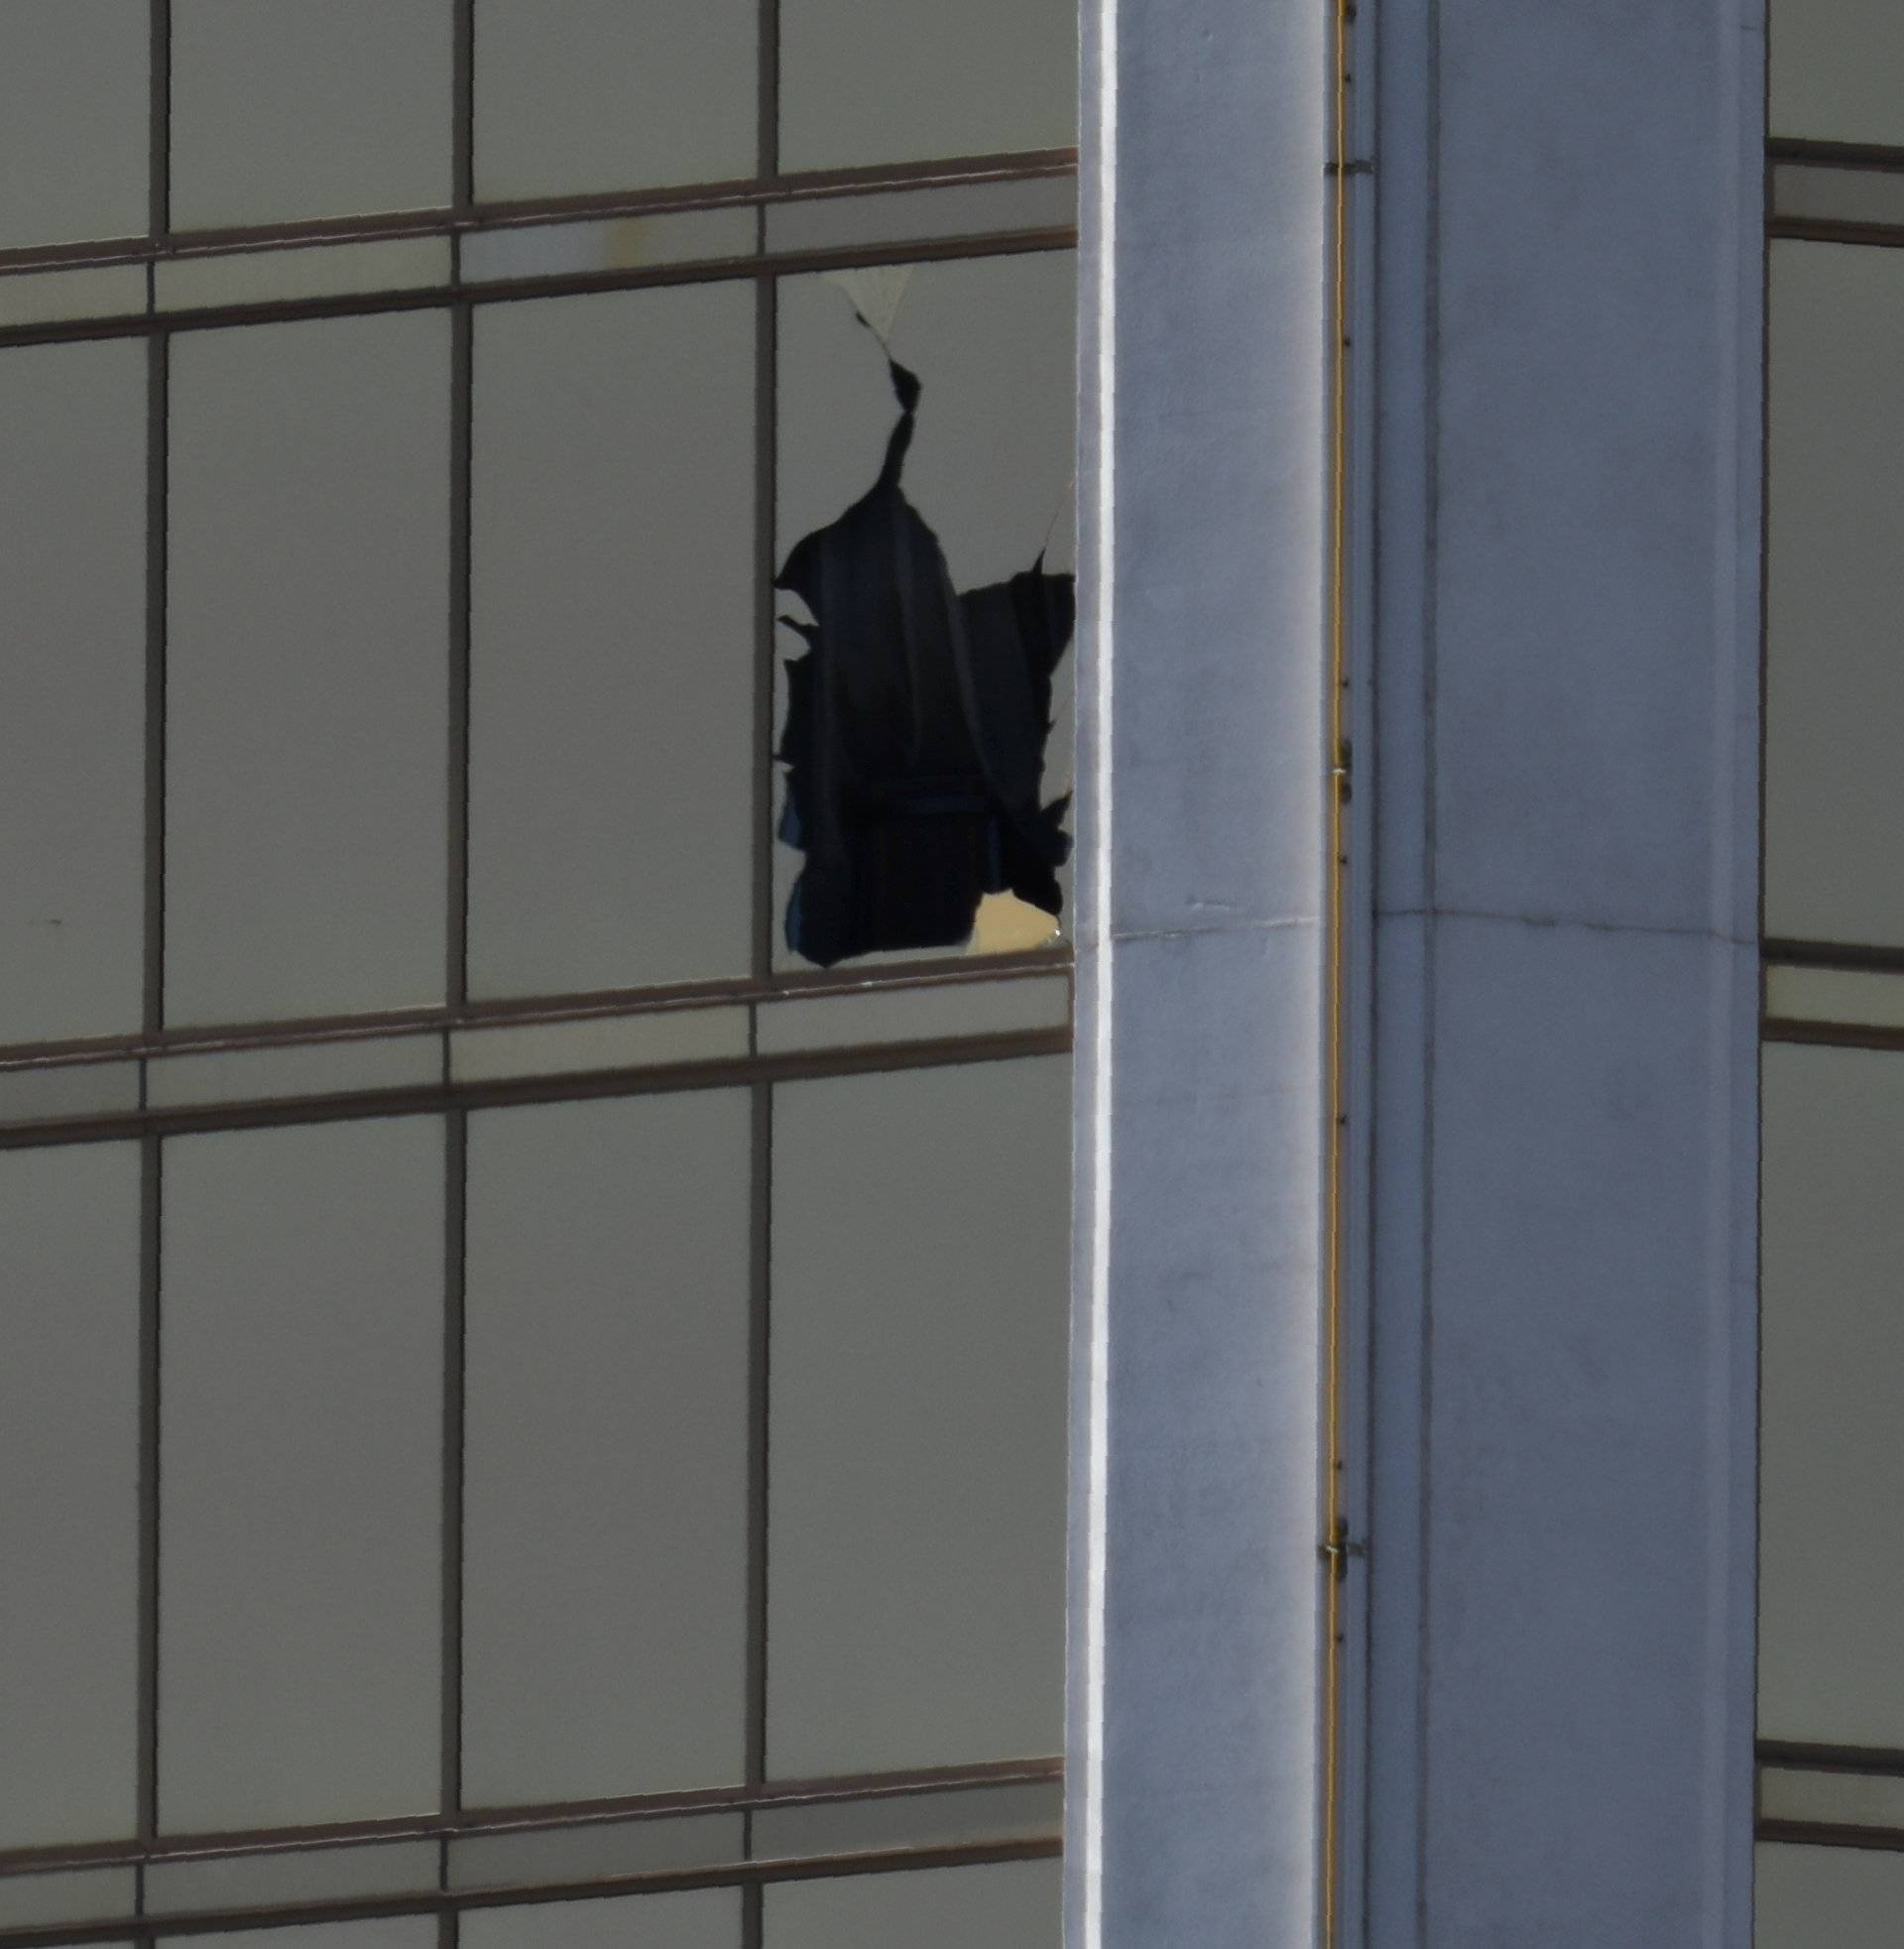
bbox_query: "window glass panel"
[763,1859,1061,1947]
[449,1007,748,1085]
[0,1143,140,1852]
[469,285,755,999]
[166,311,450,1028]
[0,0,148,251]
[774,253,1077,971]
[1771,0,1904,146]
[448,1815,744,1893]
[154,237,452,313]
[0,1868,137,1931]
[461,1888,743,1949]
[751,1779,1062,1860]
[472,0,757,202]
[0,263,148,329]
[755,972,1070,1054]
[159,1119,443,1832]
[145,1035,442,1112]
[1766,242,1904,949]
[0,339,147,1046]
[767,1057,1068,1777]
[1756,1843,1904,1949]
[460,208,756,285]
[1774,161,1904,231]
[462,1092,751,1805]
[1759,1765,1904,1832]
[1760,1041,1904,1746]
[778,0,1077,174]
[764,176,1077,255]
[170,0,454,230]
[147,1843,437,1915]
[178,1925,438,1949]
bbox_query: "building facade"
[0,3,1077,1946]
[5,1,1903,1946]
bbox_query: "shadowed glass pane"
[767,1057,1069,1777]
[779,0,1076,174]
[159,1119,443,1832]
[462,1092,751,1805]
[1761,1042,1904,1747]
[764,1860,1061,1948]
[170,0,454,228]
[0,339,146,1046]
[474,0,756,201]
[1771,0,1904,145]
[469,283,755,999]
[0,0,148,251]
[0,1144,140,1852]
[166,311,450,1028]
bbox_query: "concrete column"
[1072,0,1763,1943]
[1068,0,1332,1944]
[1363,3,1764,1944]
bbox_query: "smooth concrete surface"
[1072,0,1761,1942]
[1068,0,1329,1942]
[1363,1,1763,1944]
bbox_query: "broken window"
[774,255,1078,968]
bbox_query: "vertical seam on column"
[1322,0,1356,1936]
[1415,0,1445,1934]
[1080,0,1119,1937]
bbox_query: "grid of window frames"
[1760,4,1904,1941]
[0,3,1076,1944]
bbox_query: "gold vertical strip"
[1321,0,1354,1941]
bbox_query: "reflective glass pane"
[166,311,450,1028]
[767,1057,1069,1777]
[752,1780,1062,1860]
[1761,1041,1904,1747]
[462,1092,751,1805]
[774,252,1077,970]
[1756,1843,1904,1949]
[1766,242,1904,949]
[779,0,1077,174]
[1771,0,1904,146]
[159,1119,442,1832]
[178,1925,438,1949]
[764,1859,1061,1948]
[147,1843,437,1915]
[0,1868,137,1932]
[449,1815,743,1893]
[0,339,147,1046]
[170,0,454,229]
[0,1143,140,1852]
[0,0,148,251]
[473,0,757,201]
[469,284,755,999]
[461,1888,743,1949]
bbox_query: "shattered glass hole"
[774,350,1074,969]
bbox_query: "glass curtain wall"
[0,3,1078,1944]
[1761,3,1904,1938]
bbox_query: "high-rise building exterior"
[0,4,1078,1946]
[7,2,1904,1946]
